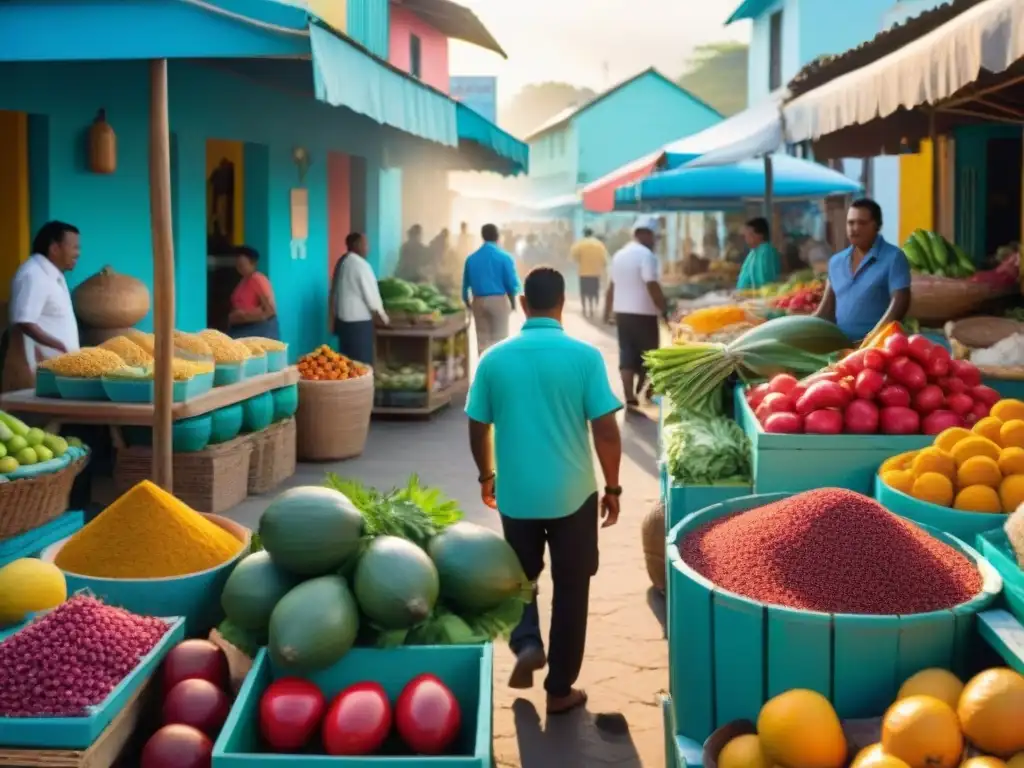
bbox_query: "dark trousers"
[335,319,375,365]
[501,493,599,697]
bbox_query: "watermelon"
[269,575,359,672]
[259,487,365,576]
[220,551,301,632]
[427,523,532,614]
[353,536,439,630]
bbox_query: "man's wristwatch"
[604,485,623,496]
[479,471,496,484]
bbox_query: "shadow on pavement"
[621,412,658,480]
[513,698,643,768]
[646,587,667,639]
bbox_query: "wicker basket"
[948,335,1024,381]
[296,372,373,461]
[0,455,89,542]
[247,418,297,495]
[642,500,666,592]
[908,275,1000,325]
[114,436,252,514]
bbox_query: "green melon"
[268,575,359,672]
[353,536,439,630]
[259,486,365,576]
[220,551,301,632]
[427,522,531,614]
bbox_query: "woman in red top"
[228,246,280,339]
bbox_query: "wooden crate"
[114,436,252,513]
[246,418,296,495]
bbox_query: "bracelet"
[479,471,496,484]
[604,485,623,496]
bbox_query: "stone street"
[228,306,668,767]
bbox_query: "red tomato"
[259,678,326,753]
[323,682,392,756]
[396,674,461,755]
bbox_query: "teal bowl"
[35,369,60,398]
[241,392,274,433]
[42,515,250,636]
[210,404,244,444]
[215,363,244,387]
[55,376,107,401]
[187,371,215,399]
[271,384,299,422]
[243,355,267,378]
[266,348,288,372]
[875,475,1005,541]
[174,414,213,452]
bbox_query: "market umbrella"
[613,154,862,211]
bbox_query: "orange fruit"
[957,668,1024,757]
[881,695,963,768]
[896,669,964,710]
[850,744,911,768]
[756,689,847,768]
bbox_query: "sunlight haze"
[449,0,749,103]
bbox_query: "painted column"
[170,130,207,331]
[364,153,402,278]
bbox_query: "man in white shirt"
[329,232,389,365]
[604,216,668,409]
[8,221,81,379]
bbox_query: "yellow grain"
[40,348,128,378]
[197,329,251,363]
[99,336,155,367]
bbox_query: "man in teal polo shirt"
[465,267,623,715]
[815,198,911,342]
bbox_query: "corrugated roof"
[522,68,722,142]
[391,0,506,58]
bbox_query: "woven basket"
[0,455,89,542]
[114,436,252,514]
[908,275,999,325]
[296,372,373,461]
[947,335,1024,381]
[642,500,666,592]
[247,418,297,495]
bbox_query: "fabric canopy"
[455,103,529,175]
[580,151,662,213]
[661,94,784,170]
[784,0,1024,142]
[614,154,862,211]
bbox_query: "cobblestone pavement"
[228,306,668,767]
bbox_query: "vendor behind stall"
[814,198,911,342]
[735,217,781,292]
[227,246,279,340]
[2,221,81,391]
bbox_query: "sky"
[448,0,749,104]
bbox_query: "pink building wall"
[388,4,450,93]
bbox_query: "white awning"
[784,0,1024,142]
[661,93,786,169]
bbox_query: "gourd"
[87,109,116,174]
[72,266,151,329]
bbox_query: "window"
[409,34,422,79]
[768,10,783,92]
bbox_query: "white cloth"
[610,241,660,316]
[9,254,80,373]
[333,254,388,323]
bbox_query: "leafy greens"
[664,411,751,486]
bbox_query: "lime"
[42,434,67,457]
[34,445,53,463]
[25,427,45,447]
[6,436,27,454]
[0,456,18,473]
[14,447,37,465]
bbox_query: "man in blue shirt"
[462,223,520,355]
[815,198,912,342]
[465,267,623,715]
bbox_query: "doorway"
[985,136,1023,254]
[205,139,245,331]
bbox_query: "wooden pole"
[929,108,940,234]
[149,59,175,490]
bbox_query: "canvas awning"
[784,0,1024,143]
[580,151,662,213]
[661,94,785,170]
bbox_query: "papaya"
[220,551,301,632]
[259,486,365,576]
[268,575,359,672]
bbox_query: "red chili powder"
[680,488,982,614]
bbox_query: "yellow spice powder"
[55,480,244,578]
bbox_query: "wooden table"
[1,368,299,434]
[373,317,469,416]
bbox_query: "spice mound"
[679,488,983,614]
[0,596,168,717]
[55,480,244,579]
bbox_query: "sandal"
[547,688,588,715]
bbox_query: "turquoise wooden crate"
[661,695,701,768]
[0,510,84,567]
[215,363,245,387]
[876,475,1005,540]
[266,348,288,372]
[213,644,493,767]
[976,528,1024,591]
[54,376,107,401]
[0,616,185,748]
[666,492,1002,742]
[665,481,751,534]
[733,385,932,495]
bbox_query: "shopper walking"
[329,232,388,364]
[465,267,623,715]
[570,228,609,318]
[462,223,519,356]
[604,216,669,408]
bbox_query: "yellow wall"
[0,110,29,303]
[309,0,347,32]
[899,139,933,244]
[205,139,245,246]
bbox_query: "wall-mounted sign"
[449,76,498,125]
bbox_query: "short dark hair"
[481,224,499,242]
[583,228,594,237]
[745,217,770,239]
[345,232,364,251]
[851,197,883,227]
[234,246,260,264]
[523,267,564,311]
[32,221,79,256]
